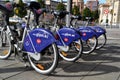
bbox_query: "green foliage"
[19,0,24,6]
[106,19,108,23]
[37,0,45,8]
[14,0,27,18]
[72,5,80,15]
[56,3,66,11]
[5,0,10,2]
[82,7,99,21]
[92,9,99,20]
[82,7,92,20]
[110,9,113,15]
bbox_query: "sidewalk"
[0,29,120,80]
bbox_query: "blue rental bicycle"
[35,10,83,62]
[83,17,107,50]
[70,15,98,54]
[0,2,58,75]
[72,16,106,50]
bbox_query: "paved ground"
[0,29,120,80]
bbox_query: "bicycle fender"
[56,27,80,46]
[88,26,106,38]
[23,28,56,53]
[78,27,97,41]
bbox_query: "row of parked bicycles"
[0,1,107,75]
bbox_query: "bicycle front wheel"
[27,43,58,75]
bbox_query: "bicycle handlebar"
[51,10,70,19]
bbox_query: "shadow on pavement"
[0,42,120,78]
[50,44,120,77]
[0,66,32,74]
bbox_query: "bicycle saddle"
[53,11,69,19]
[26,1,45,15]
[27,1,41,10]
[0,2,13,14]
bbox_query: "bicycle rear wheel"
[96,33,107,49]
[27,43,58,75]
[82,36,98,54]
[59,39,83,62]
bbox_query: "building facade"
[72,0,84,13]
[86,0,99,11]
[99,0,120,26]
[99,4,110,25]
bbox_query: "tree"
[14,0,27,18]
[37,0,45,8]
[72,5,80,15]
[56,3,66,11]
[92,9,99,22]
[5,0,10,2]
[82,7,92,20]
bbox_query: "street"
[0,28,120,80]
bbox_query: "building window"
[114,13,116,16]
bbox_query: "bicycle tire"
[96,33,107,49]
[59,39,83,62]
[82,36,98,54]
[27,43,58,75]
[0,31,12,59]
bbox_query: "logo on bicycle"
[61,33,75,37]
[33,33,48,38]
[36,38,41,44]
[81,30,91,32]
[25,40,30,46]
[82,33,86,36]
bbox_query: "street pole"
[66,0,72,27]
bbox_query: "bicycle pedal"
[3,50,8,55]
[37,64,44,70]
[75,43,80,49]
[61,51,68,57]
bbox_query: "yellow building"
[99,4,110,25]
[99,0,120,27]
[112,1,120,25]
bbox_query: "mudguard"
[56,27,81,46]
[23,28,56,53]
[87,26,106,38]
[77,27,97,41]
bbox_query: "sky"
[84,0,106,3]
[53,0,106,4]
